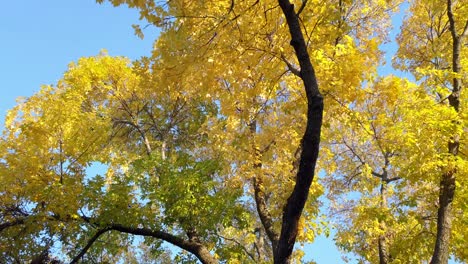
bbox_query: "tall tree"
[314,1,467,263]
[1,55,238,263]
[274,0,323,262]
[395,0,467,263]
[105,0,398,262]
[1,0,402,263]
[321,75,462,263]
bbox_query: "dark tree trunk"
[275,1,323,263]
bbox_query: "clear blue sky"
[0,0,156,122]
[0,1,427,264]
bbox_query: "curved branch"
[276,0,324,263]
[109,223,217,264]
[108,223,191,250]
[79,215,217,263]
[249,120,280,250]
[214,233,257,262]
[0,218,25,232]
[280,53,301,77]
[253,176,279,248]
[70,228,110,264]
[296,0,308,17]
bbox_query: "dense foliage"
[0,0,466,263]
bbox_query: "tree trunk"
[378,235,389,264]
[430,0,464,263]
[250,120,280,253]
[275,1,323,263]
[378,182,390,264]
[431,172,456,264]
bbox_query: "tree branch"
[214,233,257,262]
[280,53,301,77]
[109,223,217,263]
[461,19,468,38]
[430,1,463,263]
[261,140,276,154]
[387,177,401,183]
[80,216,217,264]
[296,0,308,17]
[249,120,280,250]
[446,0,457,41]
[70,228,110,264]
[0,218,25,232]
[108,223,192,251]
[276,0,323,263]
[253,176,279,248]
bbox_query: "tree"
[0,0,422,263]
[321,75,461,263]
[395,0,467,263]
[99,0,398,261]
[320,0,467,263]
[1,55,239,263]
[106,0,400,262]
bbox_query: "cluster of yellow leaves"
[0,53,244,261]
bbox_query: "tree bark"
[110,223,218,264]
[378,235,389,264]
[378,182,390,264]
[77,217,218,264]
[430,1,465,263]
[70,228,110,264]
[276,1,323,263]
[254,175,279,250]
[431,172,456,264]
[249,120,280,253]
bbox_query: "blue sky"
[0,0,156,122]
[0,1,429,263]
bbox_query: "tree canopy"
[0,0,466,263]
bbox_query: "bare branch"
[79,216,217,263]
[461,19,468,38]
[280,53,301,76]
[296,0,308,17]
[0,218,25,233]
[261,140,276,154]
[387,177,401,183]
[214,233,257,261]
[70,228,110,264]
[371,170,384,178]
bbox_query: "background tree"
[1,55,243,263]
[395,0,467,263]
[321,75,462,263]
[320,0,467,263]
